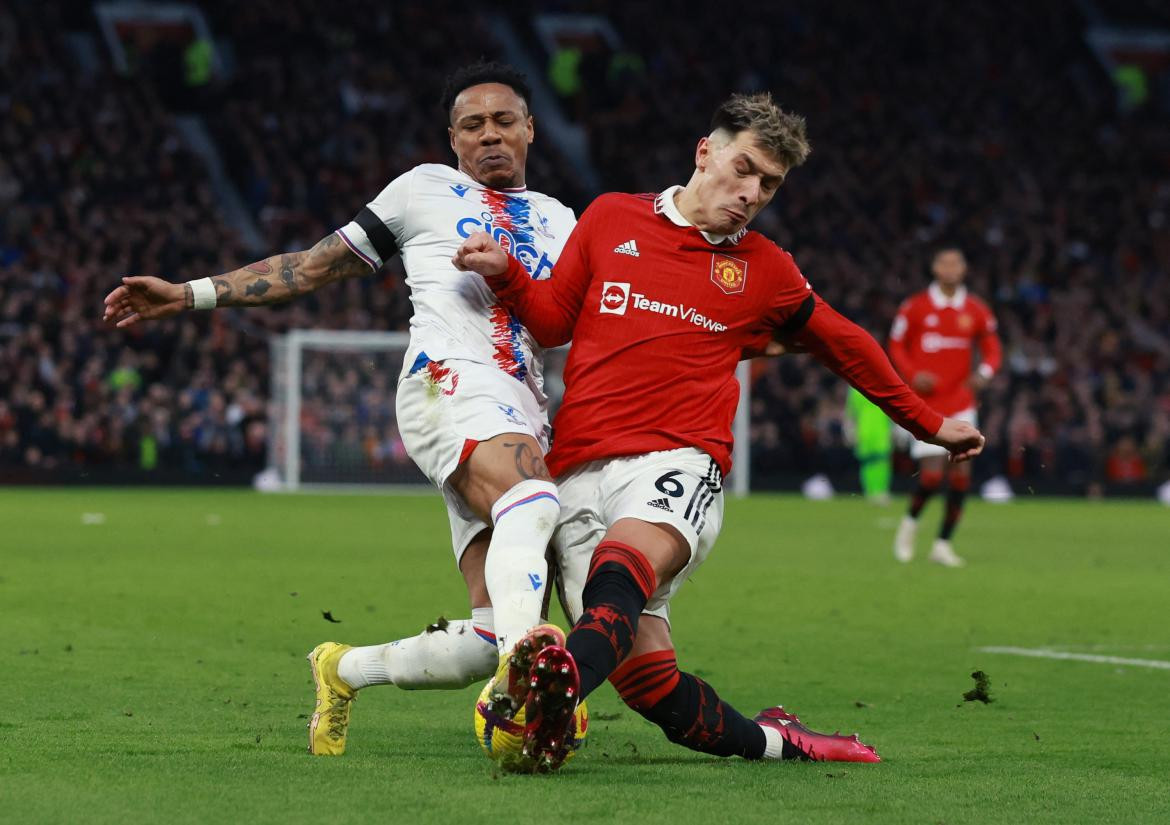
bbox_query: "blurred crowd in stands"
[1,0,1167,494]
[521,1,1170,493]
[0,2,264,477]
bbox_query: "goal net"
[267,329,751,495]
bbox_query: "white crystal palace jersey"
[336,163,576,393]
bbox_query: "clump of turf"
[963,670,994,703]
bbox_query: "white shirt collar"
[928,282,967,309]
[654,186,747,246]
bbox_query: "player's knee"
[585,540,657,602]
[947,470,971,492]
[919,468,944,490]
[610,649,681,714]
[607,518,690,583]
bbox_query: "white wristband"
[188,277,217,310]
[977,363,994,380]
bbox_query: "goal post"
[267,329,752,496]
[268,330,425,491]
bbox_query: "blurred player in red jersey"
[888,246,1001,567]
[456,92,985,770]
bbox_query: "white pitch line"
[977,646,1170,671]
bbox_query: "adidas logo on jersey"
[646,497,673,512]
[614,239,640,257]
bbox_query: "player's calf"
[336,610,498,691]
[612,649,771,758]
[565,540,657,698]
[483,478,561,654]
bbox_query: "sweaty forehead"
[451,83,526,121]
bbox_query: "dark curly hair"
[440,61,532,118]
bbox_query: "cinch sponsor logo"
[920,332,969,352]
[456,213,554,280]
[630,292,728,332]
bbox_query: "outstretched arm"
[789,296,985,462]
[103,232,372,328]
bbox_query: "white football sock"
[760,723,787,759]
[336,607,497,690]
[484,479,560,654]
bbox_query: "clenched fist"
[452,232,509,276]
[927,418,986,463]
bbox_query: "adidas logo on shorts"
[646,497,672,512]
[614,239,640,257]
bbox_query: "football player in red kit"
[888,246,1002,567]
[455,93,984,771]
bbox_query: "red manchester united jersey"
[485,190,943,477]
[888,284,1002,417]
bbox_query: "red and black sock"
[566,541,656,699]
[909,468,944,518]
[939,471,970,540]
[611,650,777,759]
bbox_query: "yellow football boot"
[306,642,355,755]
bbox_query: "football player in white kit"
[102,62,577,754]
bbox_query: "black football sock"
[611,650,796,759]
[565,541,656,699]
[939,475,970,540]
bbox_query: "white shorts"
[908,408,977,459]
[553,447,724,626]
[396,357,551,560]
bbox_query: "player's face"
[932,250,967,287]
[693,130,787,235]
[448,83,534,189]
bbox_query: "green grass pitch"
[3,489,1168,824]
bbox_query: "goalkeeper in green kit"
[846,388,892,503]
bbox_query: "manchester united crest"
[710,254,747,295]
[957,313,973,331]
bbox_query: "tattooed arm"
[102,232,372,327]
[204,233,369,307]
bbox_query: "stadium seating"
[1,0,1166,493]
